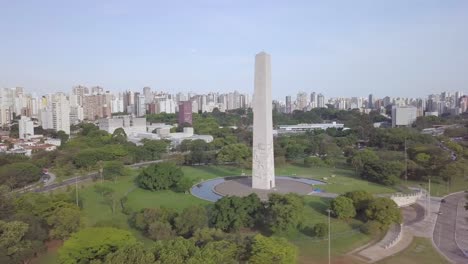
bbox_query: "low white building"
[277,122,345,133]
[392,106,417,127]
[98,116,146,135]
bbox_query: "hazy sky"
[1,0,467,99]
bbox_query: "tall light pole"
[404,138,408,183]
[75,176,79,207]
[328,209,332,264]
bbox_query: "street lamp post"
[75,176,78,207]
[326,209,332,264]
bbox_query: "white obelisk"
[252,52,275,190]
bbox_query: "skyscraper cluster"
[278,91,466,118]
[0,86,251,134]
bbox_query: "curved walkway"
[351,196,441,263]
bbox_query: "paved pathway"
[351,196,441,263]
[20,159,165,193]
[433,192,468,264]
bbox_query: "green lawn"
[276,163,398,195]
[290,196,373,264]
[38,163,398,264]
[377,237,449,264]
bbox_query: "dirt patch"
[30,240,63,264]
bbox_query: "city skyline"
[1,1,468,98]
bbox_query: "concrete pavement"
[433,192,468,264]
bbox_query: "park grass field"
[405,177,468,197]
[290,196,373,264]
[376,237,449,264]
[37,163,399,264]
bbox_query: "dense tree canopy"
[210,194,262,232]
[136,162,184,191]
[249,234,297,264]
[59,227,137,264]
[0,162,41,189]
[365,198,402,228]
[265,193,304,234]
[330,196,356,220]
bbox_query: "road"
[22,159,165,193]
[433,192,468,264]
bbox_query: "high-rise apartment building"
[178,101,192,125]
[134,92,146,117]
[72,85,89,106]
[317,93,325,108]
[51,93,70,134]
[19,116,34,139]
[143,87,152,104]
[310,92,317,108]
[296,92,308,111]
[285,96,292,114]
[368,94,374,109]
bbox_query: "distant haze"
[0,1,467,99]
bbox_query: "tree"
[330,196,356,220]
[210,194,262,232]
[0,220,37,264]
[217,143,251,165]
[192,228,227,247]
[0,162,41,189]
[94,185,118,213]
[173,176,193,193]
[131,207,178,240]
[343,190,374,213]
[349,149,379,175]
[360,160,403,185]
[304,156,325,168]
[174,206,208,237]
[312,223,328,238]
[136,162,183,191]
[0,186,14,220]
[152,237,199,264]
[365,197,402,229]
[46,204,83,239]
[57,130,69,145]
[111,128,127,144]
[249,234,297,264]
[152,237,238,264]
[265,193,304,233]
[59,227,137,264]
[142,139,169,160]
[148,221,175,241]
[360,221,382,237]
[102,161,126,181]
[104,243,155,264]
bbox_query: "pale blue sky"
[1,0,467,99]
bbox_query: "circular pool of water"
[190,176,325,202]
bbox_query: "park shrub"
[330,196,356,220]
[312,223,328,238]
[360,220,382,237]
[364,197,402,228]
[304,156,325,168]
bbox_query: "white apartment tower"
[19,116,34,139]
[51,93,71,134]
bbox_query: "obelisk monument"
[252,52,275,190]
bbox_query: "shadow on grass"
[306,197,331,217]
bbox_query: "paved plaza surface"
[214,177,313,200]
[433,192,468,264]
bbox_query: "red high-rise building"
[178,101,192,125]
